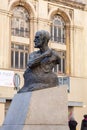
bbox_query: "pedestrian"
[68,117,78,130]
[81,114,87,130]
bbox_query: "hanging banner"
[0,70,14,87]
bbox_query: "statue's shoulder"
[51,49,57,53]
[29,50,40,59]
[51,49,58,55]
[51,49,60,58]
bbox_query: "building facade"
[0,0,87,129]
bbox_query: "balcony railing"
[51,36,65,44]
[11,28,29,38]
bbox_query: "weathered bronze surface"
[18,30,60,93]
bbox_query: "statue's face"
[34,32,43,48]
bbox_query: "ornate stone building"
[0,0,87,129]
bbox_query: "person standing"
[68,117,78,130]
[81,114,87,130]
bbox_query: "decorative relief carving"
[48,3,73,21]
[47,0,85,10]
[8,0,37,11]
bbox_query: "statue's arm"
[27,49,52,68]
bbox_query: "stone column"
[66,24,71,75]
[29,17,35,53]
[0,98,6,126]
[0,10,12,68]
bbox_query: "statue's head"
[34,30,50,48]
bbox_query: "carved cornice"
[0,9,12,16]
[44,0,86,10]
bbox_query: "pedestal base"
[1,86,69,130]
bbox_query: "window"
[53,51,66,74]
[11,43,29,69]
[51,14,66,74]
[11,6,30,69]
[51,15,65,44]
[11,6,29,38]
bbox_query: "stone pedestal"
[1,86,69,130]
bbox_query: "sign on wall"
[0,70,14,87]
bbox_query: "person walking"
[68,117,78,130]
[81,114,87,130]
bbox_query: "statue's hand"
[27,49,52,68]
[41,57,50,64]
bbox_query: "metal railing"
[50,36,65,44]
[11,28,29,38]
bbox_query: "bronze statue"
[18,30,60,93]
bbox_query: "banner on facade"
[0,70,14,87]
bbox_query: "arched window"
[51,14,65,44]
[11,6,30,69]
[11,6,29,38]
[51,14,66,74]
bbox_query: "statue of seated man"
[18,30,60,93]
